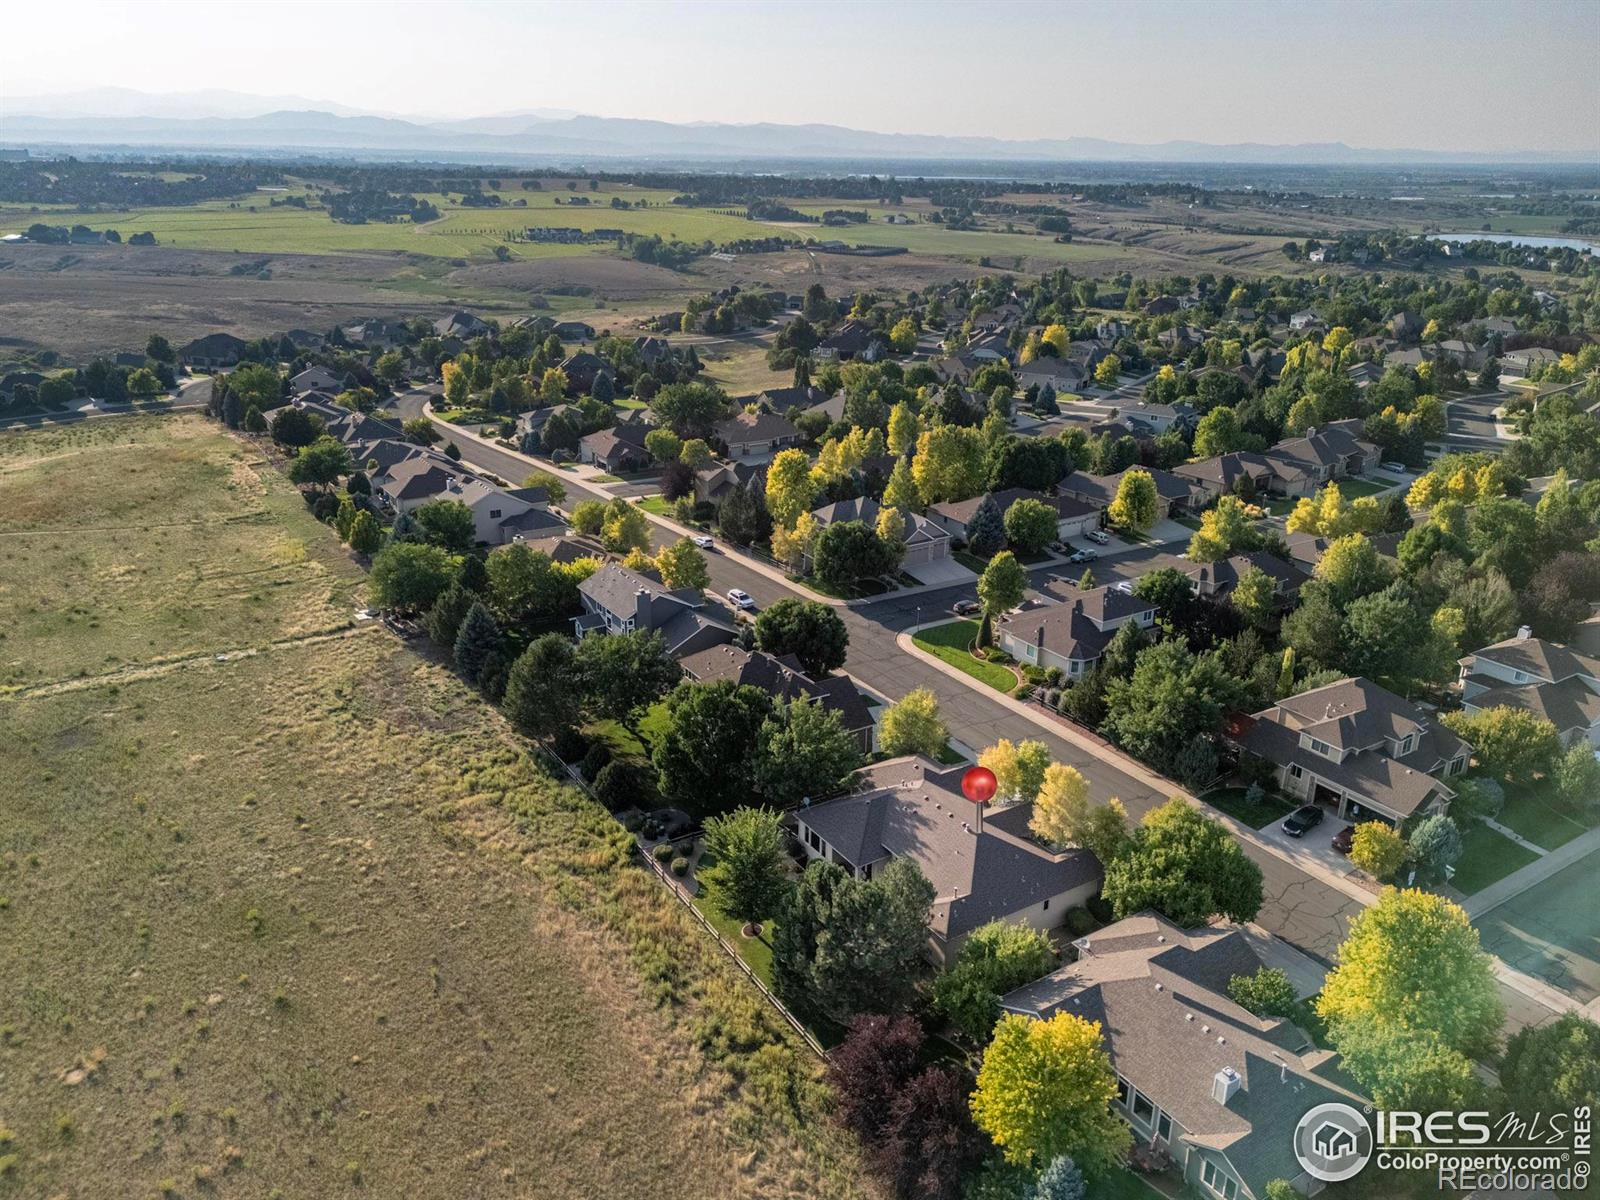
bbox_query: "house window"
[489,509,501,519]
[1156,1112,1172,1142]
[1399,734,1414,755]
[1041,898,1049,911]
[1448,757,1464,776]
[1131,1090,1155,1126]
[1201,1160,1238,1200]
[1117,1077,1133,1109]
[1289,764,1303,780]
[1309,738,1332,757]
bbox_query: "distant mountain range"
[3,88,1591,166]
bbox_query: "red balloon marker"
[961,766,997,805]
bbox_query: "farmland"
[0,413,861,1200]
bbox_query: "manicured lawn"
[788,573,890,600]
[1339,476,1392,498]
[1452,822,1542,894]
[433,406,496,424]
[689,859,776,988]
[1203,786,1295,830]
[935,741,970,765]
[586,718,648,759]
[912,620,1017,693]
[954,550,991,573]
[1495,784,1597,851]
[590,473,623,483]
[1095,1168,1167,1200]
[636,495,675,515]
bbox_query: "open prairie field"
[0,413,862,1200]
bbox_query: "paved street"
[1445,392,1512,450]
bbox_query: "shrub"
[550,726,588,763]
[1043,688,1061,709]
[1451,776,1505,825]
[593,760,651,812]
[1063,907,1098,938]
[670,857,690,877]
[580,742,613,782]
[652,841,676,862]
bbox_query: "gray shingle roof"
[799,757,1101,939]
[678,645,872,734]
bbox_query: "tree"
[752,598,848,676]
[574,629,680,731]
[1033,1156,1087,1200]
[1334,1017,1482,1112]
[1554,741,1600,810]
[1314,533,1393,606]
[369,542,456,611]
[1093,354,1122,388]
[970,1011,1132,1174]
[145,333,175,363]
[1441,706,1562,783]
[932,920,1056,1043]
[346,509,383,555]
[1317,888,1503,1061]
[1029,764,1090,848]
[242,405,268,434]
[1076,799,1131,866]
[126,366,161,398]
[882,456,921,513]
[827,1014,926,1150]
[286,435,351,492]
[1226,967,1299,1019]
[878,688,947,758]
[644,427,682,464]
[1004,498,1059,555]
[1187,495,1261,563]
[424,581,474,647]
[765,448,818,530]
[887,402,919,457]
[1349,821,1407,880]
[699,807,790,932]
[875,504,907,548]
[964,494,1006,557]
[652,680,774,819]
[1500,1012,1600,1114]
[977,738,1050,803]
[654,537,709,591]
[650,380,728,437]
[1230,565,1277,627]
[680,437,713,471]
[411,498,477,552]
[1101,641,1239,784]
[913,425,987,504]
[402,416,439,445]
[452,602,502,684]
[813,520,898,588]
[503,634,581,739]
[773,857,934,1021]
[977,550,1026,618]
[1106,468,1157,533]
[754,696,863,807]
[888,317,919,354]
[714,483,765,546]
[594,498,648,554]
[1101,797,1264,927]
[878,1066,986,1200]
[1407,814,1462,883]
[520,470,566,505]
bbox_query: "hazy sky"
[5,0,1598,153]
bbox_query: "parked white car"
[727,588,756,610]
[1086,529,1111,545]
[691,535,715,550]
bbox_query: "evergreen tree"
[425,581,474,648]
[965,493,1005,556]
[452,602,502,683]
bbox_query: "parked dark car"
[1282,805,1325,838]
[1331,824,1354,855]
[952,599,981,617]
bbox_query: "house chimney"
[1212,1066,1241,1106]
[1517,625,1532,641]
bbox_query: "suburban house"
[1174,452,1278,503]
[559,350,614,395]
[579,420,652,471]
[967,330,1013,362]
[434,311,493,339]
[1289,310,1319,332]
[290,365,348,396]
[1390,311,1424,341]
[808,497,951,568]
[1143,296,1180,316]
[1183,551,1308,604]
[632,335,672,367]
[179,333,248,369]
[572,563,735,657]
[365,448,561,545]
[1433,339,1482,370]
[510,532,604,564]
[996,584,1158,679]
[750,384,828,414]
[1234,678,1470,827]
[342,318,406,348]
[1257,422,1381,495]
[815,319,886,362]
[679,645,875,752]
[794,756,1103,964]
[926,488,1100,544]
[1058,467,1200,520]
[1002,912,1368,1200]
[713,410,802,460]
[1500,347,1561,378]
[1017,357,1089,394]
[1459,629,1600,748]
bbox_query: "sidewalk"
[897,626,1380,910]
[1464,822,1600,919]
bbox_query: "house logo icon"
[1293,1102,1373,1182]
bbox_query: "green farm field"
[0,413,863,1199]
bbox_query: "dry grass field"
[0,414,865,1200]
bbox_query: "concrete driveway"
[904,556,977,587]
[1256,809,1365,889]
